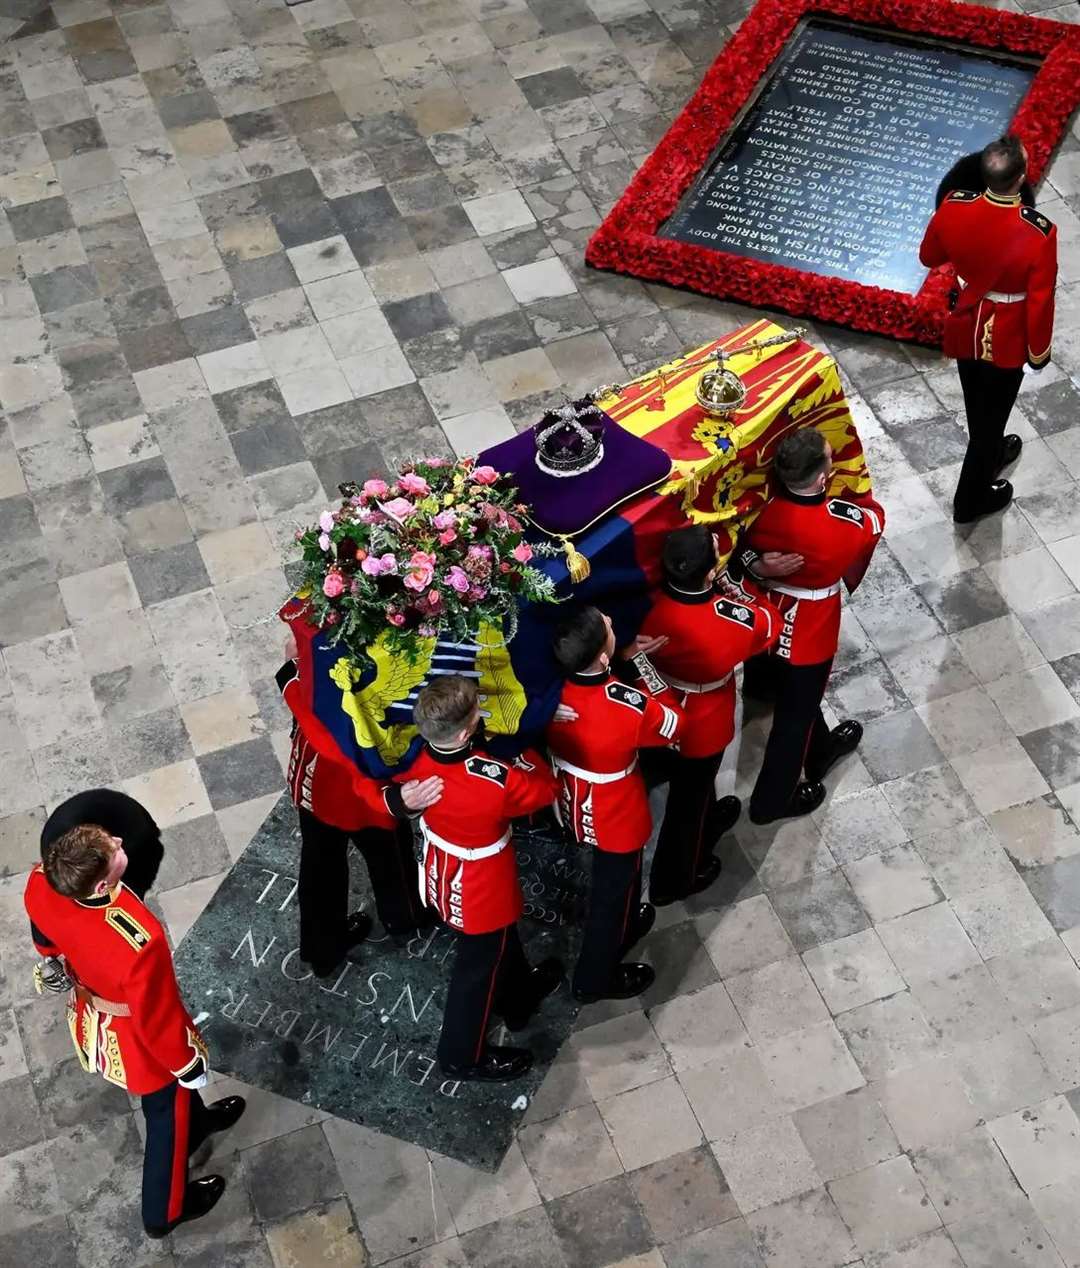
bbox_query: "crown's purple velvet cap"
[478,406,672,536]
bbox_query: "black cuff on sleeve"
[29,920,58,955]
[727,547,760,584]
[383,784,410,819]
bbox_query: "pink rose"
[432,510,457,530]
[468,544,493,560]
[471,465,499,485]
[318,510,335,533]
[511,542,533,563]
[403,550,436,592]
[361,552,397,576]
[466,585,487,602]
[438,528,457,545]
[387,610,405,627]
[426,589,443,612]
[399,472,430,496]
[323,570,345,598]
[318,532,331,551]
[361,479,389,500]
[424,457,449,468]
[381,497,416,521]
[445,566,470,594]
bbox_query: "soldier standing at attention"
[547,605,683,1003]
[920,134,1057,523]
[277,641,441,979]
[735,430,884,825]
[24,826,246,1238]
[639,526,780,903]
[403,676,563,1083]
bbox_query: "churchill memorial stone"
[173,796,587,1171]
[662,20,1036,292]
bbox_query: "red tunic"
[397,745,556,934]
[546,668,683,854]
[24,867,207,1095]
[640,588,780,757]
[742,489,884,665]
[278,657,397,832]
[919,189,1057,369]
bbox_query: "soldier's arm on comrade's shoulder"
[1024,215,1057,370]
[126,930,208,1088]
[504,753,558,817]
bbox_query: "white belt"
[770,582,841,601]
[958,278,1026,304]
[552,755,637,784]
[419,819,510,861]
[660,670,733,694]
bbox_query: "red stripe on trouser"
[475,928,507,1064]
[168,1084,191,1224]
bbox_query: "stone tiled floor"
[3,0,1080,1263]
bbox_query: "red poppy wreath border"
[585,0,1080,345]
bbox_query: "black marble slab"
[661,19,1036,293]
[173,796,586,1171]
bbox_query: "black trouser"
[297,808,424,968]
[652,751,724,897]
[749,657,833,821]
[141,1082,208,1233]
[574,847,642,995]
[438,924,532,1070]
[954,358,1024,518]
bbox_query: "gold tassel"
[560,536,591,583]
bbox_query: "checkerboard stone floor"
[3,0,1080,1263]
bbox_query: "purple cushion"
[478,407,672,537]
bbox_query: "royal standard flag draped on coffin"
[283,320,872,779]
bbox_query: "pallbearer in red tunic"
[547,606,683,1002]
[735,429,884,825]
[24,826,246,1238]
[919,134,1057,523]
[277,644,440,979]
[639,527,780,903]
[400,676,563,1082]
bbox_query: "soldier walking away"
[403,676,564,1083]
[547,605,684,1003]
[24,826,246,1238]
[920,134,1058,524]
[42,788,164,901]
[734,430,884,825]
[277,645,441,979]
[639,526,780,903]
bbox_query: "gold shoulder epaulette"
[105,908,153,952]
[1020,206,1052,236]
[947,189,980,202]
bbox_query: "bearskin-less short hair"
[981,135,1026,195]
[662,525,717,590]
[414,675,479,746]
[551,606,608,675]
[774,429,828,490]
[43,824,113,899]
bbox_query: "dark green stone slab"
[173,796,586,1171]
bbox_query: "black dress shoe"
[621,903,655,955]
[953,479,1013,524]
[145,1175,226,1239]
[749,780,826,825]
[502,957,565,1031]
[651,854,723,907]
[204,1095,246,1135]
[997,434,1022,474]
[441,1045,533,1082]
[706,794,741,842]
[805,720,863,782]
[573,962,655,1004]
[307,910,373,978]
